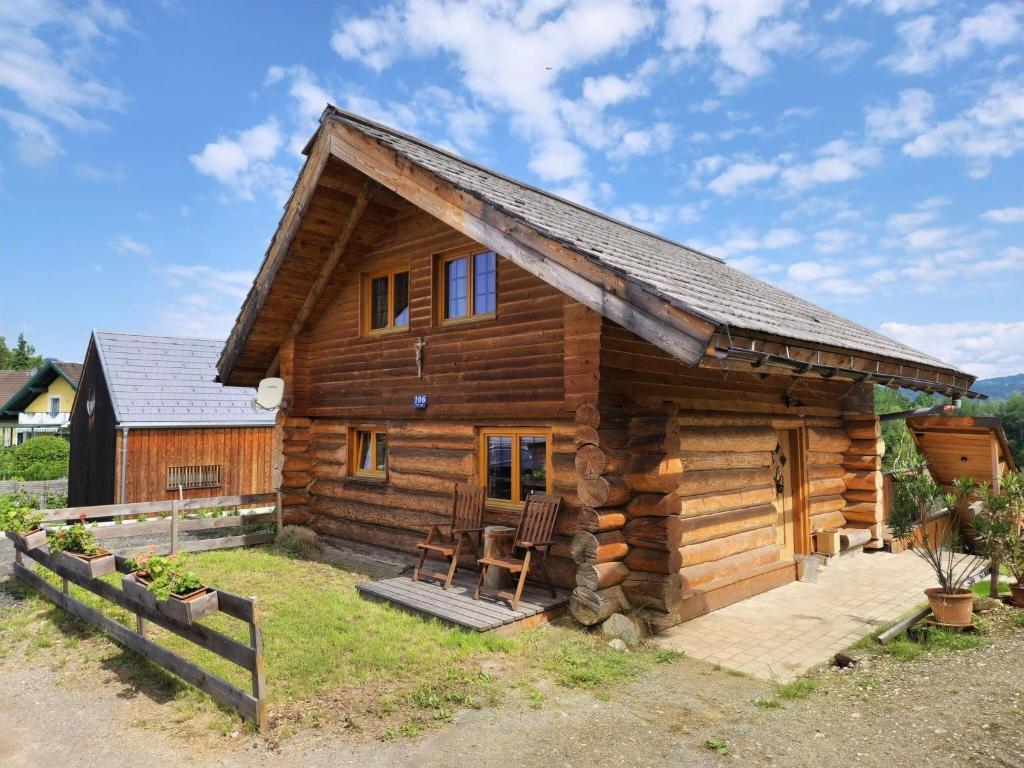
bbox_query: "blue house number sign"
[413,394,428,409]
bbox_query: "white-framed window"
[48,395,61,417]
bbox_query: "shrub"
[0,494,45,533]
[0,436,69,481]
[278,525,322,557]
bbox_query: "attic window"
[438,250,496,324]
[363,267,410,334]
[86,387,96,417]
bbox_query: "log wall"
[567,320,879,629]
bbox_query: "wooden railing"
[39,492,282,556]
[6,491,283,729]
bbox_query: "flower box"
[4,528,47,552]
[55,548,116,579]
[157,585,219,625]
[121,572,157,611]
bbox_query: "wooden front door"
[771,429,797,561]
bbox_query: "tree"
[0,334,44,371]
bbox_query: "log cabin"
[69,332,275,506]
[216,107,981,629]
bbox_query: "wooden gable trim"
[217,132,333,383]
[320,120,717,372]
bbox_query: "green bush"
[0,436,69,480]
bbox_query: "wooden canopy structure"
[907,415,1017,491]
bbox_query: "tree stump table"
[482,525,516,590]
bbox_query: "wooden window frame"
[436,249,497,326]
[350,428,388,480]
[362,265,411,336]
[478,427,553,509]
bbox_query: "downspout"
[878,399,962,422]
[119,425,129,503]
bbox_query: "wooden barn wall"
[116,427,274,504]
[68,342,117,507]
[279,203,586,587]
[566,319,881,629]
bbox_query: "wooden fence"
[39,491,283,556]
[8,491,282,729]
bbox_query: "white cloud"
[689,98,722,113]
[883,4,1023,75]
[608,202,701,230]
[761,227,803,249]
[813,228,863,254]
[707,159,780,195]
[0,108,60,165]
[160,264,254,300]
[110,235,151,257]
[816,36,871,69]
[780,139,881,192]
[331,0,656,190]
[865,89,934,140]
[606,122,674,162]
[879,320,1024,378]
[886,209,937,232]
[0,0,127,163]
[189,119,291,201]
[662,0,804,90]
[582,59,657,109]
[692,225,800,265]
[901,77,1024,177]
[982,206,1024,223]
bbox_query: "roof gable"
[218,106,975,396]
[0,360,81,417]
[92,331,276,427]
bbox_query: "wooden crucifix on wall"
[414,337,427,378]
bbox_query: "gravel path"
[2,605,1022,768]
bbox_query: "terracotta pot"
[925,587,974,626]
[1011,584,1024,608]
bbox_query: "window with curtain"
[364,268,410,333]
[352,429,388,478]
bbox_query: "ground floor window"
[479,428,551,505]
[352,428,388,478]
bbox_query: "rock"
[607,638,628,651]
[600,613,643,647]
[974,597,1001,614]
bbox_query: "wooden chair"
[475,492,561,610]
[413,484,485,589]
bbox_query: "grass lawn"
[0,546,676,742]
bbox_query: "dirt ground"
[2,598,1022,768]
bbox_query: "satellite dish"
[255,378,284,410]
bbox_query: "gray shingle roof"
[94,332,276,427]
[326,107,962,376]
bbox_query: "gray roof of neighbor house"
[0,360,82,417]
[322,107,961,375]
[0,370,31,415]
[93,331,276,427]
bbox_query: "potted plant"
[1005,535,1024,607]
[47,519,115,579]
[0,497,47,551]
[888,469,984,626]
[122,554,217,624]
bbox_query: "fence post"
[136,613,147,637]
[275,489,283,543]
[249,598,267,731]
[170,499,179,555]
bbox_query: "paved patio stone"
[654,550,938,681]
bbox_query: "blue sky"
[1,0,1022,378]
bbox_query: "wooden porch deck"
[357,571,569,633]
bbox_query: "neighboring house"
[216,107,979,629]
[68,331,276,506]
[0,370,31,447]
[0,360,82,447]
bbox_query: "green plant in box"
[0,497,45,534]
[127,554,204,601]
[47,521,100,556]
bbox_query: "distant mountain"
[973,373,1024,399]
